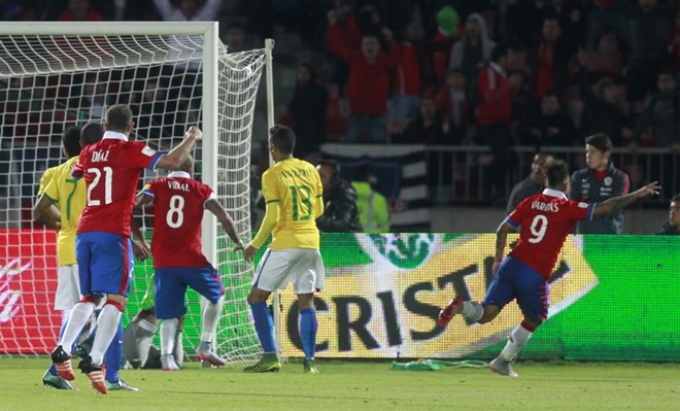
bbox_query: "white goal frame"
[0,22,280,359]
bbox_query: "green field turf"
[0,359,678,411]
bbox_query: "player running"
[243,125,325,374]
[438,160,660,377]
[50,104,200,394]
[135,156,244,371]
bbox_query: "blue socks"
[250,302,276,353]
[299,307,317,360]
[104,320,124,383]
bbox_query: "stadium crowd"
[1,0,679,205]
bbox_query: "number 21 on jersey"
[87,167,113,206]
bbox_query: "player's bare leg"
[490,316,542,378]
[197,297,227,366]
[244,288,281,373]
[51,295,102,381]
[297,293,319,374]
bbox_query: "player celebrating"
[243,125,325,374]
[438,160,660,377]
[135,155,244,371]
[50,104,201,394]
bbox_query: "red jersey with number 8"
[74,132,163,237]
[505,188,595,277]
[142,172,215,269]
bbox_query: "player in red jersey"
[135,156,244,371]
[51,104,201,394]
[438,160,660,377]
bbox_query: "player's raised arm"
[154,126,203,171]
[592,182,661,217]
[205,199,244,250]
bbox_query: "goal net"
[0,22,263,364]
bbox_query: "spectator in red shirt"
[327,10,401,143]
[528,16,570,99]
[432,5,461,81]
[388,21,422,137]
[477,45,515,200]
[57,0,104,21]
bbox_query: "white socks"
[200,298,223,342]
[59,302,95,351]
[500,323,534,361]
[161,318,179,355]
[89,304,122,365]
[460,301,484,323]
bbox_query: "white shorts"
[55,264,81,310]
[253,249,325,294]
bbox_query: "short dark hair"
[105,104,133,132]
[585,133,613,153]
[317,159,340,175]
[671,194,680,203]
[62,126,82,158]
[269,125,296,154]
[545,159,570,188]
[81,122,104,145]
[491,44,509,63]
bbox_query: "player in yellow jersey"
[34,123,142,392]
[243,125,325,374]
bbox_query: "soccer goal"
[0,22,270,364]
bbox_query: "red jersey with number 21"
[142,171,216,269]
[505,188,595,277]
[74,132,163,237]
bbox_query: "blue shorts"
[154,266,224,320]
[482,256,549,320]
[76,232,134,297]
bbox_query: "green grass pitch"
[1,358,678,411]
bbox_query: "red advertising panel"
[0,229,60,354]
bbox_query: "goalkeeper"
[122,274,185,369]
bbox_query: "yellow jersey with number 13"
[261,157,323,250]
[42,156,86,266]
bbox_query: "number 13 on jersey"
[289,184,312,221]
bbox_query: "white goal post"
[0,21,273,364]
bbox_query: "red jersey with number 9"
[505,188,595,277]
[74,132,163,237]
[142,172,216,269]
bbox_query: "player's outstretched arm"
[34,194,61,230]
[243,202,279,262]
[492,221,517,274]
[154,126,202,171]
[592,181,661,217]
[205,199,244,250]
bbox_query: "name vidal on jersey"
[531,201,559,212]
[91,150,110,162]
[168,180,190,192]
